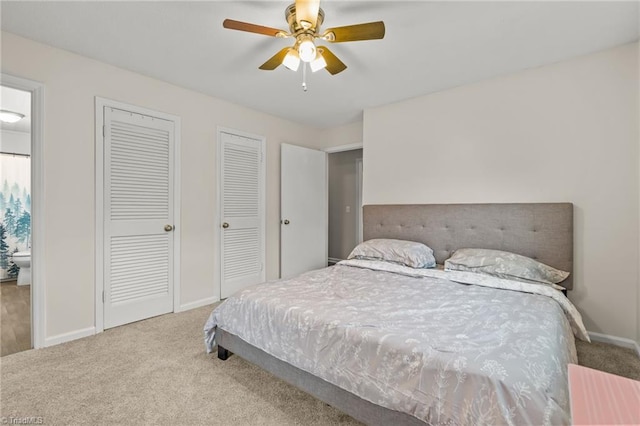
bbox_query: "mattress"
[204,260,588,425]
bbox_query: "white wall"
[364,43,639,342]
[0,129,30,155]
[318,120,363,148]
[1,32,334,342]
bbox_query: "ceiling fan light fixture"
[223,1,385,79]
[295,0,320,30]
[310,52,327,72]
[298,36,316,62]
[0,110,25,124]
[283,48,301,71]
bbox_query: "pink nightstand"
[568,363,640,425]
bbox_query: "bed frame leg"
[218,345,232,360]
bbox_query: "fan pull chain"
[302,62,308,92]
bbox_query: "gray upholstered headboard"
[363,203,574,290]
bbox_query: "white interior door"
[281,143,327,279]
[219,130,265,299]
[356,158,363,244]
[103,107,175,329]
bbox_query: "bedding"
[347,238,436,268]
[205,260,588,425]
[444,248,570,287]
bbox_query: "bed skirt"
[216,328,426,426]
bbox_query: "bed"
[204,203,588,425]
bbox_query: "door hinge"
[103,125,106,137]
[102,291,105,303]
[261,263,264,272]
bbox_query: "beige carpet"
[1,305,638,425]
[575,338,640,380]
[1,305,358,425]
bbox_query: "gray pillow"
[348,239,436,269]
[444,248,569,285]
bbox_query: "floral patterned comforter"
[204,260,588,425]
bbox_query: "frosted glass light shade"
[310,53,327,72]
[283,49,300,71]
[0,110,25,123]
[298,39,316,63]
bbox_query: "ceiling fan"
[222,0,385,76]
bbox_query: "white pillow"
[348,239,436,269]
[444,248,569,286]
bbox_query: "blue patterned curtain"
[0,153,31,279]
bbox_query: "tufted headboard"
[363,203,574,290]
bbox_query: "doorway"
[0,76,43,355]
[327,148,363,265]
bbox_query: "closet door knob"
[164,225,174,232]
[222,222,230,229]
[283,219,290,225]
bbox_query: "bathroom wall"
[0,129,30,154]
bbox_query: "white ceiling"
[1,1,638,129]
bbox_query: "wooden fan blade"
[295,0,320,29]
[259,47,290,70]
[223,19,286,37]
[322,21,385,43]
[318,46,347,75]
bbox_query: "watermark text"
[0,417,44,425]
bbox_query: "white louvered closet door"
[104,107,175,329]
[219,131,265,299]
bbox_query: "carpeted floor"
[575,338,640,380]
[1,305,638,425]
[0,305,358,425]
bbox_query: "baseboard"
[588,331,640,358]
[44,326,96,347]
[177,296,219,313]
